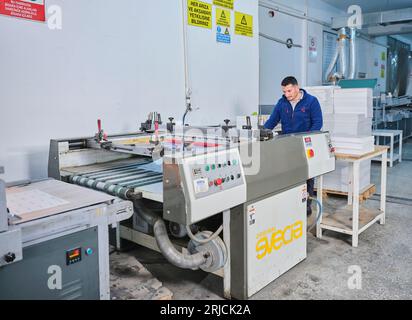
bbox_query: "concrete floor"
[114,139,412,300]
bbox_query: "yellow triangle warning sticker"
[235,12,253,37]
[216,8,230,27]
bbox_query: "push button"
[214,178,223,186]
[307,149,315,158]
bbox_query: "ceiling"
[322,0,412,42]
[321,0,412,13]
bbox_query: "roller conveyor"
[69,161,163,200]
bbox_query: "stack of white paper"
[331,135,375,155]
[323,160,371,193]
[305,86,337,114]
[333,88,373,118]
[323,114,372,136]
[306,86,374,194]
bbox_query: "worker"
[264,76,323,216]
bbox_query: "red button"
[307,149,315,158]
[215,178,223,186]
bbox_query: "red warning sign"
[0,0,46,22]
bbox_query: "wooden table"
[316,146,389,247]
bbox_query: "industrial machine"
[0,167,133,300]
[48,117,335,299]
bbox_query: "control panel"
[190,157,244,200]
[164,148,247,225]
[302,133,335,179]
[66,247,82,265]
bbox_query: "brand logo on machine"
[255,220,303,260]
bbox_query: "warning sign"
[213,0,234,10]
[216,26,231,44]
[235,12,253,37]
[188,0,212,29]
[0,0,45,22]
[216,8,230,27]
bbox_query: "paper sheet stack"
[306,86,374,193]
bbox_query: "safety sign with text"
[216,7,230,27]
[0,0,45,22]
[235,12,253,37]
[188,0,212,29]
[216,26,231,44]
[213,0,234,10]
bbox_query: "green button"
[205,165,210,171]
[211,164,216,170]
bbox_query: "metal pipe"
[84,164,149,178]
[349,28,357,79]
[259,32,302,48]
[339,28,348,78]
[116,174,162,186]
[324,39,340,82]
[103,172,160,184]
[92,168,148,181]
[82,161,152,177]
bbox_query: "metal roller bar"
[116,173,163,186]
[125,176,163,188]
[91,168,149,181]
[69,163,163,199]
[79,160,153,177]
[83,164,149,179]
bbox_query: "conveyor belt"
[69,162,163,199]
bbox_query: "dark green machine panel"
[0,228,99,300]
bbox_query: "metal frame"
[373,129,403,167]
[317,147,388,247]
[8,200,133,300]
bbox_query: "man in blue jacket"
[264,76,323,216]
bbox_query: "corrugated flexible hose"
[134,200,207,270]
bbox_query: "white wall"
[184,0,259,125]
[259,0,395,103]
[259,5,304,104]
[0,0,259,182]
[259,0,345,104]
[0,0,186,182]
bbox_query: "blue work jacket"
[264,89,323,134]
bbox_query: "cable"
[186,224,223,244]
[308,197,323,232]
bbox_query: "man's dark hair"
[281,76,298,87]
